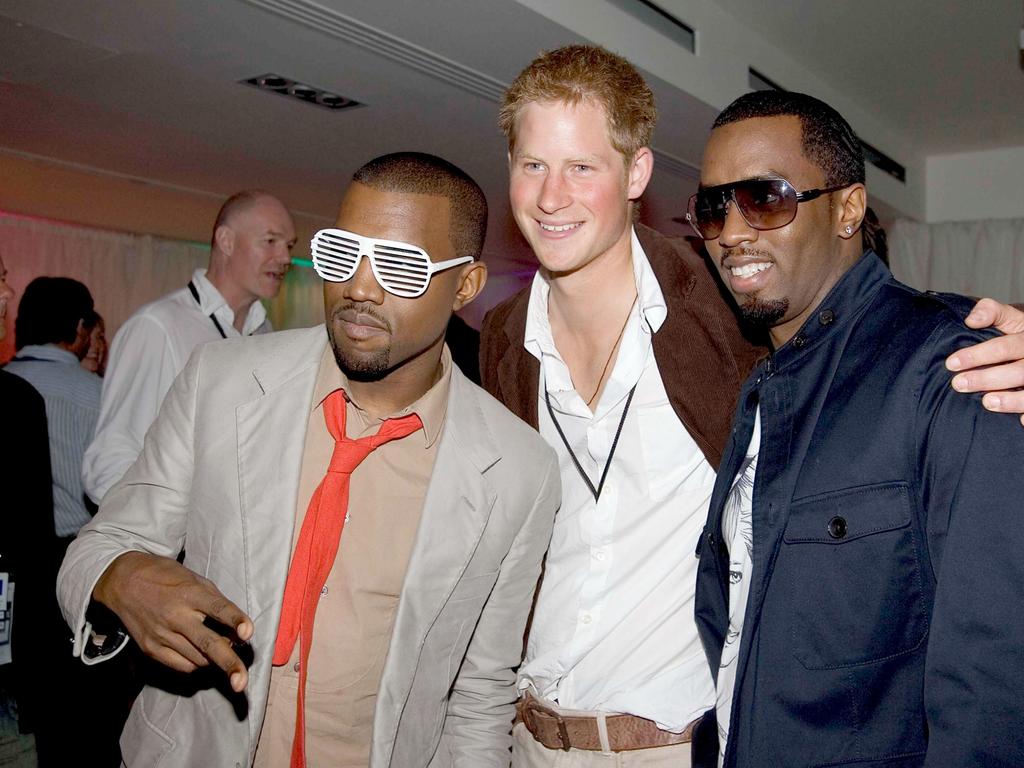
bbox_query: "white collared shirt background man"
[82,191,295,503]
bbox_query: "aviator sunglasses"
[311,228,473,298]
[685,177,848,240]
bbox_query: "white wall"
[513,0,926,220]
[926,146,1024,223]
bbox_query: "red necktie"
[273,389,422,768]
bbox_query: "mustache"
[331,302,391,332]
[720,247,773,267]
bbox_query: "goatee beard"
[739,297,789,326]
[326,325,392,382]
[332,346,391,382]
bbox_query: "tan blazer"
[58,325,560,768]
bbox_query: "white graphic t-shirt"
[716,408,761,765]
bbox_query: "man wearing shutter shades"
[691,90,1024,767]
[57,152,560,767]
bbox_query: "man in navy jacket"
[692,90,1024,767]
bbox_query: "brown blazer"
[480,223,766,471]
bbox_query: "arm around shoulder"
[946,298,1024,423]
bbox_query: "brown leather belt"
[514,692,696,752]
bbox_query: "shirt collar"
[311,340,452,448]
[523,226,668,389]
[630,227,668,333]
[191,268,268,335]
[769,250,889,371]
[14,344,79,365]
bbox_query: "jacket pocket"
[782,482,929,670]
[120,687,178,766]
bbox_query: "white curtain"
[0,211,324,362]
[889,218,1024,303]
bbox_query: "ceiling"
[0,0,713,300]
[713,0,1024,155]
[1,0,1021,303]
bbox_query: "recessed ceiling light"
[241,73,363,111]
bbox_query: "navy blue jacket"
[695,252,1024,767]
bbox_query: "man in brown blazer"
[481,44,1024,768]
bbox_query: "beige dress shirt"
[254,343,451,768]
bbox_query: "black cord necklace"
[187,280,228,339]
[544,384,637,503]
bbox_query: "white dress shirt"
[517,228,718,732]
[6,345,101,536]
[82,268,271,503]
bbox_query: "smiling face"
[324,182,480,386]
[219,196,297,302]
[508,99,651,278]
[81,316,107,375]
[701,115,861,346]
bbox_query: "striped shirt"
[6,344,101,536]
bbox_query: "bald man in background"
[82,191,297,503]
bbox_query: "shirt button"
[293,661,301,672]
[593,550,606,562]
[792,335,807,349]
[827,516,848,539]
[581,613,592,625]
[819,309,835,326]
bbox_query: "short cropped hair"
[499,44,657,164]
[15,277,94,350]
[352,152,488,259]
[210,190,275,248]
[713,90,865,188]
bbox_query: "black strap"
[187,280,228,339]
[544,384,636,503]
[10,355,57,363]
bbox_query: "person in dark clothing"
[0,253,55,743]
[691,89,1024,768]
[445,312,481,385]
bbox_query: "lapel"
[641,224,758,470]
[235,327,325,630]
[494,289,540,429]
[372,370,500,766]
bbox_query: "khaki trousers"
[512,722,693,767]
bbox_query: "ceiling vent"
[747,68,906,184]
[241,73,363,111]
[605,0,696,53]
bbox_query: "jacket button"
[792,335,807,348]
[707,531,716,548]
[819,309,835,326]
[827,516,848,539]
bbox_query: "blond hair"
[499,44,657,164]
